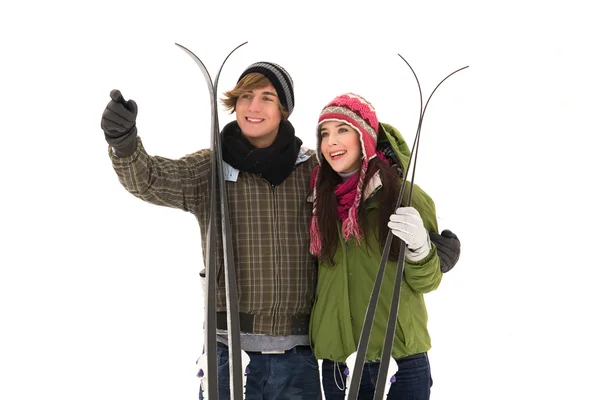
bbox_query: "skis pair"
[345,57,468,400]
[175,42,248,400]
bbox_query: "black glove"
[101,89,138,157]
[431,229,461,273]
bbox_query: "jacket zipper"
[271,183,280,326]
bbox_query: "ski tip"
[231,41,249,52]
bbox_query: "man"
[101,62,322,399]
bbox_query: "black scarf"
[221,120,302,186]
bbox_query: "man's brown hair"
[221,73,289,120]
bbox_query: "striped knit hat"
[310,93,379,255]
[238,62,295,116]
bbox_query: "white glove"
[387,206,431,262]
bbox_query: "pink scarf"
[335,172,360,221]
[309,151,389,256]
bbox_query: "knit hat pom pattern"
[238,62,295,116]
[310,93,380,256]
[316,93,379,163]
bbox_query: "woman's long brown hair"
[315,156,403,266]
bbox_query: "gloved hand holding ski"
[387,206,431,262]
[101,89,138,157]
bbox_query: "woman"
[309,93,441,399]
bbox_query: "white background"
[1,0,599,399]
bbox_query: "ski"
[176,41,248,400]
[346,57,468,400]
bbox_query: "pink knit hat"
[310,93,379,256]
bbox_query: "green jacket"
[309,123,442,362]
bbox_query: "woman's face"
[319,121,362,174]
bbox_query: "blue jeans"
[200,344,321,400]
[321,353,432,399]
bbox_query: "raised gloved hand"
[387,206,431,262]
[430,229,461,273]
[101,89,138,157]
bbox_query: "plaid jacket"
[110,137,319,335]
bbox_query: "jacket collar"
[363,171,382,201]
[223,146,312,182]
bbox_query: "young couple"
[101,60,461,400]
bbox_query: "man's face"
[235,83,282,148]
